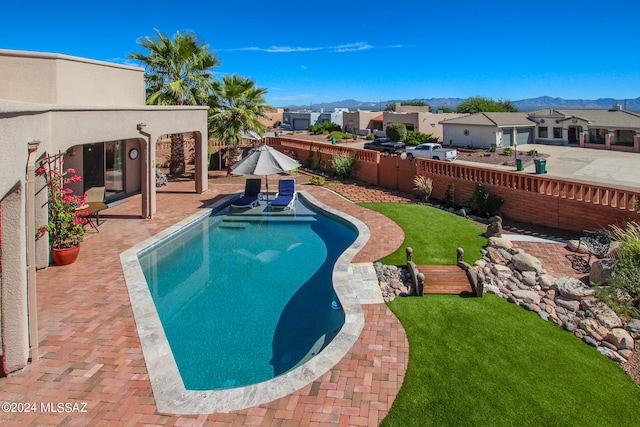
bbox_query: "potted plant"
[36,162,87,265]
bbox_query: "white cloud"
[301,65,307,69]
[222,46,322,53]
[265,46,322,53]
[330,42,373,52]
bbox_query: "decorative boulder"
[555,295,581,312]
[511,289,542,305]
[488,237,513,250]
[606,328,635,351]
[592,303,623,329]
[556,277,596,300]
[627,319,640,339]
[589,258,616,285]
[511,252,543,273]
[567,239,590,254]
[485,216,503,238]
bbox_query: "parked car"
[363,138,406,154]
[280,123,292,131]
[406,143,458,161]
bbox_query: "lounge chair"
[231,178,262,208]
[270,179,297,209]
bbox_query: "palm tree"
[129,29,219,175]
[208,74,271,169]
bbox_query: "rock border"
[374,237,639,368]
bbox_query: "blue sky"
[3,1,639,107]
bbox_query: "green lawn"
[358,203,487,265]
[382,295,640,426]
[356,203,640,426]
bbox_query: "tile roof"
[529,109,640,129]
[439,112,534,127]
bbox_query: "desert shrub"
[273,120,281,128]
[385,122,408,142]
[488,146,496,153]
[466,183,504,217]
[309,122,341,135]
[405,130,438,146]
[502,147,514,156]
[600,222,640,319]
[366,134,375,140]
[414,175,433,202]
[310,176,325,186]
[326,131,344,143]
[331,153,356,179]
[443,182,455,208]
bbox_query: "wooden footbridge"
[406,247,482,297]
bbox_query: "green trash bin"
[534,158,547,174]
[516,158,524,171]
[331,136,337,145]
[275,131,279,137]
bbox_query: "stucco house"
[0,49,208,374]
[440,112,535,149]
[441,107,640,151]
[345,108,466,141]
[527,107,640,151]
[282,108,347,130]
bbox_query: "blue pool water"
[137,200,357,390]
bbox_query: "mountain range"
[282,96,640,113]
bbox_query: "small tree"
[385,122,407,142]
[456,96,518,114]
[405,130,438,146]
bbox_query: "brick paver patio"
[0,173,591,426]
[0,175,408,427]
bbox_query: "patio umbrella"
[231,142,301,203]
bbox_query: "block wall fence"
[266,137,640,233]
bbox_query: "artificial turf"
[358,202,487,265]
[357,202,640,426]
[381,294,640,426]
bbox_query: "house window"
[538,127,548,138]
[553,127,563,138]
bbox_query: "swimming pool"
[137,199,356,390]
[120,191,371,414]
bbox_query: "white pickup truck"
[405,143,458,161]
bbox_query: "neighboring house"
[282,108,347,130]
[440,112,535,149]
[527,106,640,151]
[343,110,380,135]
[441,107,640,152]
[345,108,465,141]
[0,49,208,374]
[258,107,284,128]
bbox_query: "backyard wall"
[266,137,640,233]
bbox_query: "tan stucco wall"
[0,50,209,373]
[0,49,145,106]
[419,113,467,140]
[258,108,284,128]
[343,111,380,133]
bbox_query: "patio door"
[105,141,125,199]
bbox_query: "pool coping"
[119,190,370,414]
